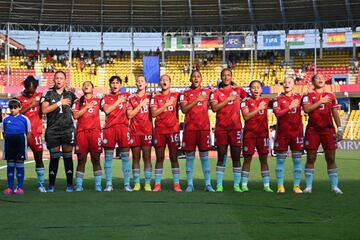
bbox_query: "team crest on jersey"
[36,96,40,101]
[129,139,134,144]
[275,142,279,147]
[103,139,108,144]
[154,139,158,144]
[243,146,248,151]
[75,146,80,150]
[182,142,186,147]
[305,140,309,145]
[202,91,206,95]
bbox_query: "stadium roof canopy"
[0,0,359,32]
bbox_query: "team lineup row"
[1,69,343,195]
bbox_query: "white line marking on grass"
[0,160,36,170]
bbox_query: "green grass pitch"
[0,150,359,240]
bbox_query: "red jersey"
[18,91,43,134]
[273,93,303,137]
[180,87,210,131]
[72,97,101,131]
[241,97,269,137]
[150,91,180,134]
[210,86,247,132]
[101,92,130,129]
[127,93,153,136]
[302,91,338,131]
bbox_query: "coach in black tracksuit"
[41,70,77,192]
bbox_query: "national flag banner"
[352,32,360,44]
[165,35,172,49]
[199,36,223,48]
[263,34,281,47]
[327,32,346,45]
[287,34,305,46]
[176,36,183,49]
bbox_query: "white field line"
[0,160,37,170]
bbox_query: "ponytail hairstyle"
[80,81,94,108]
[24,75,39,89]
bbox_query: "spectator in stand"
[135,49,140,59]
[183,64,188,74]
[353,58,359,71]
[203,58,208,67]
[120,48,124,58]
[156,47,160,56]
[124,75,128,84]
[264,66,269,77]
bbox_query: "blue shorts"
[3,134,27,161]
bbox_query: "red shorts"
[75,129,102,154]
[153,131,179,148]
[275,134,304,152]
[103,126,130,149]
[182,130,210,151]
[243,132,269,155]
[129,133,153,147]
[28,132,43,152]
[304,128,337,151]
[215,129,242,147]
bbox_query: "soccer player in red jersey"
[180,70,215,192]
[18,76,46,192]
[273,77,304,194]
[101,76,132,192]
[241,80,273,193]
[302,74,343,194]
[150,74,182,192]
[72,81,102,192]
[127,75,153,192]
[210,68,247,192]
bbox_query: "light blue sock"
[120,152,131,187]
[276,152,287,186]
[328,168,339,188]
[216,166,225,186]
[7,162,15,190]
[104,150,113,186]
[292,152,303,186]
[172,168,180,184]
[94,170,102,188]
[132,168,140,184]
[15,162,25,189]
[155,168,163,185]
[36,167,45,186]
[144,168,152,185]
[186,152,195,186]
[75,171,84,188]
[200,151,211,186]
[305,168,314,189]
[233,167,241,187]
[241,171,250,187]
[262,170,270,187]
